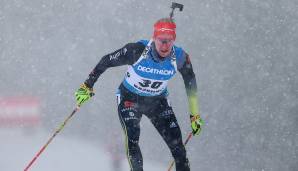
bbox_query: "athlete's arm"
[84,42,145,88]
[177,52,200,116]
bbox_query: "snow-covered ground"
[0,129,166,171]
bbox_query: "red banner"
[0,96,41,127]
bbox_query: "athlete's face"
[154,34,175,57]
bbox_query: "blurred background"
[0,0,297,170]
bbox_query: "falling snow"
[0,0,297,171]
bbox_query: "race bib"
[123,66,169,96]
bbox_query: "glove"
[190,114,204,135]
[75,83,94,106]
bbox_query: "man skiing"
[75,18,204,171]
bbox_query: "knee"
[172,145,187,158]
[167,138,186,157]
[128,137,139,147]
[126,129,140,152]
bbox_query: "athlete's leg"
[118,100,143,171]
[149,99,190,171]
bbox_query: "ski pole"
[24,105,80,171]
[167,132,193,171]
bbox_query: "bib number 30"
[139,79,163,89]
